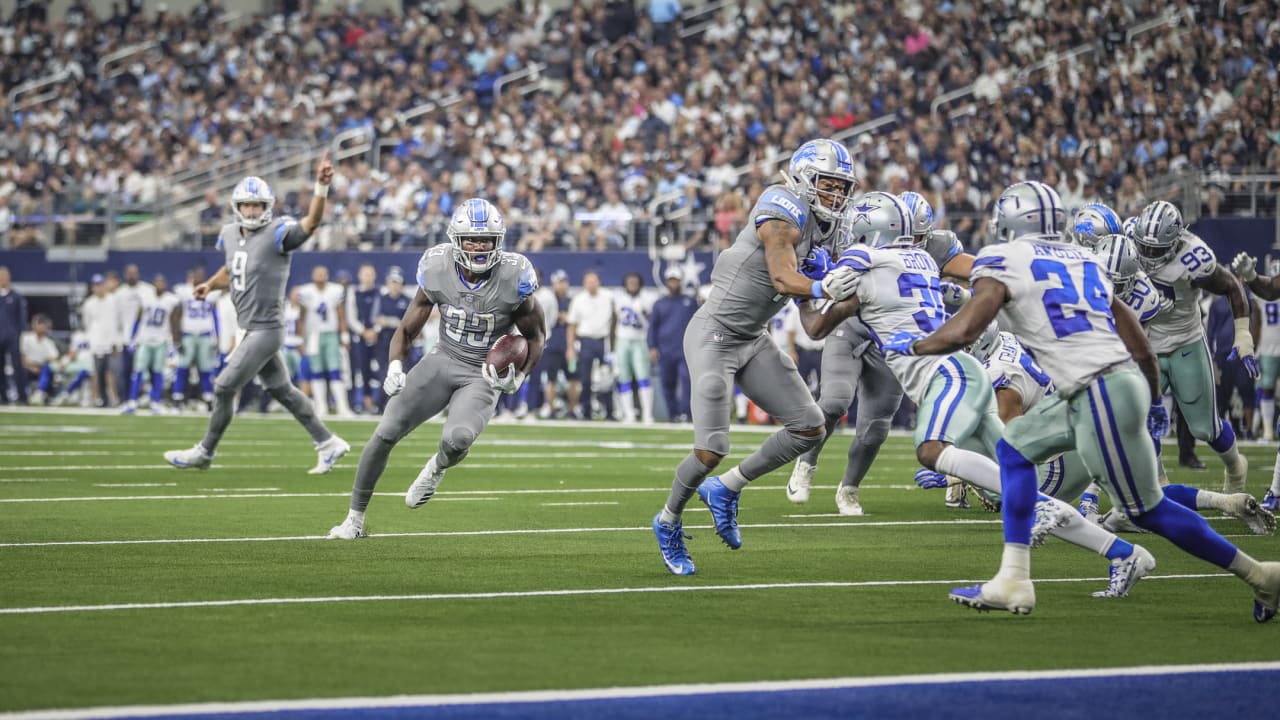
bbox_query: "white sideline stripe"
[0,573,1233,617]
[541,501,620,507]
[201,488,281,492]
[0,478,74,483]
[92,483,178,488]
[0,494,502,504]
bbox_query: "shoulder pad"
[754,185,807,228]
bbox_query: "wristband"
[388,359,403,375]
[314,181,330,198]
[811,280,824,299]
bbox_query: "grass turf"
[1,409,1278,712]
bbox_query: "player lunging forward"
[328,199,545,540]
[164,154,349,473]
[888,181,1280,621]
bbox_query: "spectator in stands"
[21,313,59,405]
[648,266,695,422]
[0,266,28,404]
[82,274,120,408]
[198,191,223,248]
[566,270,615,420]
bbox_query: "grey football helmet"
[899,191,935,235]
[1094,234,1142,297]
[230,176,275,231]
[848,191,916,248]
[968,322,1002,363]
[988,181,1066,242]
[1066,203,1122,249]
[783,138,860,223]
[447,198,506,273]
[1133,200,1184,271]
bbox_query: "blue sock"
[1105,536,1135,560]
[328,369,341,382]
[128,372,143,402]
[1133,497,1237,568]
[198,371,213,394]
[1209,420,1236,454]
[638,378,652,390]
[619,381,633,394]
[38,366,52,392]
[1162,483,1200,510]
[66,371,88,394]
[995,439,1037,545]
[173,368,188,398]
[150,372,164,403]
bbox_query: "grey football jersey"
[217,217,307,330]
[698,184,842,338]
[416,245,538,366]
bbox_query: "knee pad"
[696,373,729,404]
[212,383,237,399]
[703,431,731,457]
[818,380,855,419]
[856,416,891,448]
[442,426,478,456]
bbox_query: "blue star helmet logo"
[851,201,876,226]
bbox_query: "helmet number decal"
[231,251,248,293]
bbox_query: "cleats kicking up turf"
[950,577,1036,615]
[698,476,742,549]
[786,460,814,505]
[308,435,351,475]
[163,444,212,470]
[406,455,446,508]
[653,512,695,575]
[1092,545,1156,598]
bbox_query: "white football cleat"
[327,516,367,540]
[1223,493,1276,536]
[164,444,212,470]
[1092,544,1156,598]
[1029,498,1074,548]
[1223,454,1249,494]
[950,576,1035,615]
[308,435,351,475]
[1252,561,1280,623]
[787,460,815,505]
[406,455,446,508]
[1100,508,1149,534]
[835,485,864,516]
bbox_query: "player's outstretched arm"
[1197,265,1248,318]
[298,150,334,239]
[1231,252,1280,301]
[939,252,975,281]
[1112,297,1160,399]
[195,266,230,299]
[388,288,435,364]
[512,296,548,377]
[759,220,831,299]
[911,277,1008,355]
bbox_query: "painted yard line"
[201,488,281,492]
[0,478,74,483]
[0,493,502,504]
[0,465,307,472]
[0,519,1009,548]
[0,451,693,459]
[91,483,178,488]
[5,661,1276,720]
[541,501,621,507]
[0,573,1233,617]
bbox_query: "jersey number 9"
[231,251,248,292]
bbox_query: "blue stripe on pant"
[924,358,966,442]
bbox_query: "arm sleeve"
[346,291,364,334]
[276,219,309,253]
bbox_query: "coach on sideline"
[566,270,615,421]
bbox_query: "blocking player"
[889,181,1280,621]
[163,153,349,474]
[328,199,545,540]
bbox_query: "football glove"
[1146,402,1169,440]
[883,330,924,356]
[1231,251,1258,282]
[800,246,834,280]
[1229,347,1261,379]
[383,360,406,398]
[816,266,858,301]
[483,361,526,394]
[914,468,948,489]
[939,281,971,306]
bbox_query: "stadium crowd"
[3,0,1280,252]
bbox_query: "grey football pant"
[665,315,824,514]
[796,329,904,489]
[348,348,499,512]
[201,327,331,452]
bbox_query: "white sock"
[617,390,636,422]
[639,384,655,422]
[1049,499,1118,556]
[1228,548,1262,583]
[331,380,351,414]
[1216,439,1241,470]
[996,543,1031,581]
[735,392,748,420]
[1193,488,1228,510]
[346,509,365,525]
[312,381,328,418]
[720,466,749,492]
[935,446,1001,494]
[659,507,679,525]
[1263,398,1275,438]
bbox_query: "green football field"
[1,408,1279,715]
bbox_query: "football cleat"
[164,444,213,470]
[1251,561,1280,623]
[944,482,969,509]
[949,577,1035,615]
[1101,508,1149,534]
[1092,545,1156,598]
[653,512,695,575]
[835,485,864,516]
[1222,493,1276,536]
[787,460,815,505]
[1030,498,1073,548]
[698,477,742,549]
[971,486,1001,513]
[1262,490,1280,513]
[327,516,367,540]
[405,455,446,508]
[1078,491,1100,521]
[1223,454,1249,494]
[308,435,351,475]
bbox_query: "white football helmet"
[783,138,860,223]
[1122,215,1138,240]
[1133,200,1184,271]
[447,198,506,273]
[1094,234,1142,297]
[848,191,916,248]
[899,191,935,235]
[1067,202,1122,249]
[989,181,1066,243]
[230,176,275,231]
[968,321,1002,363]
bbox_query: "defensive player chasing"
[652,138,861,575]
[887,181,1280,620]
[1229,251,1280,511]
[164,153,349,474]
[328,199,544,540]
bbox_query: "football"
[487,333,529,372]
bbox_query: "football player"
[172,268,221,407]
[328,199,545,540]
[1228,252,1280,511]
[164,154,349,474]
[297,264,352,417]
[122,274,179,414]
[614,272,656,424]
[889,181,1280,621]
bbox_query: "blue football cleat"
[698,476,742,549]
[949,577,1035,615]
[1262,490,1279,513]
[653,512,695,576]
[1255,601,1276,624]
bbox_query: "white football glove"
[482,361,525,394]
[939,281,971,306]
[1231,251,1258,282]
[820,266,859,301]
[383,360,406,398]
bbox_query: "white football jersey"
[971,240,1132,397]
[783,300,824,350]
[174,284,221,336]
[1259,299,1280,357]
[1143,232,1216,354]
[614,289,654,341]
[769,303,793,351]
[845,245,948,404]
[298,283,345,335]
[69,330,90,357]
[133,292,180,345]
[1119,271,1164,325]
[982,332,1054,414]
[284,303,303,350]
